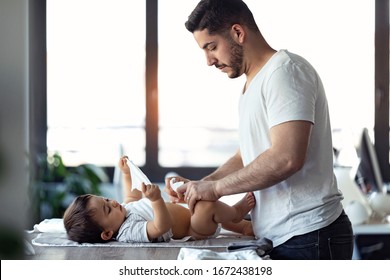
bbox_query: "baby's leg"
[221,220,254,236]
[165,203,191,239]
[228,192,255,223]
[190,193,255,239]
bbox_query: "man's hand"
[177,180,220,213]
[163,176,189,203]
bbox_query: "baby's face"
[88,196,126,233]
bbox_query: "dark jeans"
[269,211,354,260]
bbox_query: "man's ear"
[101,230,114,241]
[230,24,245,44]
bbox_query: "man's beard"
[227,38,244,79]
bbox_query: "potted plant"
[35,153,109,220]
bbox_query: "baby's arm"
[142,183,173,240]
[118,156,142,203]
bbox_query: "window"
[244,0,375,150]
[46,0,146,166]
[42,0,388,182]
[158,0,243,167]
[374,0,390,182]
[158,0,375,167]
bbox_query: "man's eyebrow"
[202,41,214,50]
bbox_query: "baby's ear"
[101,230,113,241]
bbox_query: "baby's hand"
[142,183,162,202]
[118,156,131,175]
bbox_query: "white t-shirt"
[115,198,172,243]
[239,50,343,247]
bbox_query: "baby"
[63,156,255,243]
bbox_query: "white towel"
[170,178,184,192]
[177,248,262,260]
[127,159,151,191]
[30,218,66,233]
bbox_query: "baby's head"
[64,194,127,243]
[63,194,107,243]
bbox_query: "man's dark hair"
[185,0,259,35]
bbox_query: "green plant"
[36,153,109,219]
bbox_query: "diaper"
[181,223,222,241]
[152,229,174,243]
[210,223,222,238]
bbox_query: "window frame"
[375,0,390,182]
[30,0,389,183]
[143,0,217,181]
[31,0,216,182]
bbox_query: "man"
[166,0,353,260]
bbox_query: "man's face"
[194,29,244,78]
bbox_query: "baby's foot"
[232,192,255,223]
[240,220,254,236]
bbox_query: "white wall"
[0,0,31,253]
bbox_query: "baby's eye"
[104,198,111,214]
[105,204,111,214]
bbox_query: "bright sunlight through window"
[47,0,374,168]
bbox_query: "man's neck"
[243,47,276,92]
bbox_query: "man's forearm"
[215,146,301,197]
[214,121,311,197]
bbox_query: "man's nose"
[206,53,217,66]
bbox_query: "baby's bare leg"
[221,220,254,236]
[190,193,255,239]
[165,203,191,239]
[220,193,256,236]
[229,192,255,222]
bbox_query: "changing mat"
[30,218,254,248]
[177,248,263,260]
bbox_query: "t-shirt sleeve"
[115,213,150,243]
[265,63,317,127]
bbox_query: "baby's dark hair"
[63,194,108,243]
[185,0,259,35]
